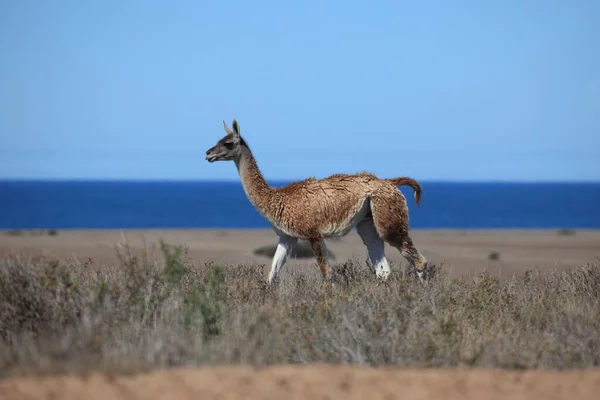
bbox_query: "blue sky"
[0,0,598,182]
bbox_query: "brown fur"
[206,119,431,283]
[310,239,331,281]
[387,177,422,206]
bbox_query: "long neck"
[234,142,272,214]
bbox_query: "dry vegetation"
[1,240,599,379]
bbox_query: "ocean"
[0,180,599,230]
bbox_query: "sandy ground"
[1,228,600,399]
[1,228,599,279]
[2,365,600,400]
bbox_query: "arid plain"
[2,228,599,279]
[1,228,599,399]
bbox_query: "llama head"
[205,119,244,163]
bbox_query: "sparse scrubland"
[1,240,599,379]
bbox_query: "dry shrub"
[0,242,599,378]
[253,241,336,260]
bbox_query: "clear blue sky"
[1,0,599,182]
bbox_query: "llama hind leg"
[356,218,391,279]
[267,235,298,285]
[392,235,430,280]
[370,193,430,280]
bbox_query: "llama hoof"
[416,262,437,282]
[267,275,281,288]
[376,268,391,280]
[328,277,336,288]
[321,274,336,289]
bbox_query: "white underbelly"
[320,197,371,238]
[268,197,372,239]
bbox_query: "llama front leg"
[356,219,391,279]
[310,238,334,284]
[267,235,298,285]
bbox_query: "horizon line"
[1,177,600,185]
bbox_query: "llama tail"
[388,177,422,206]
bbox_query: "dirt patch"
[2,365,600,400]
[2,228,599,280]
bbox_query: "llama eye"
[224,142,234,149]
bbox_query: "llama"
[205,119,433,285]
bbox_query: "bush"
[0,243,599,378]
[557,229,576,236]
[253,240,336,260]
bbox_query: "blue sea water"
[0,180,599,230]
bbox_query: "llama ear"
[223,120,234,136]
[231,119,240,138]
